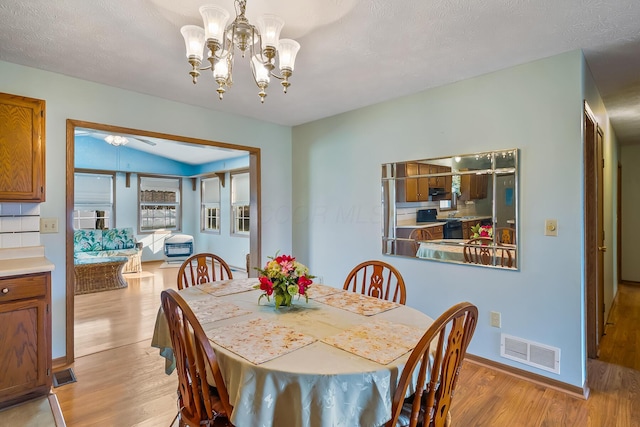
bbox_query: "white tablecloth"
[152,282,433,427]
[417,239,516,267]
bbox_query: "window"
[73,172,114,229]
[139,176,181,232]
[201,176,221,232]
[231,172,250,235]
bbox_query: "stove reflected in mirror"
[381,149,518,270]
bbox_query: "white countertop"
[0,246,55,278]
[435,215,492,222]
[396,222,446,229]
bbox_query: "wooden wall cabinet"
[0,92,46,202]
[404,163,431,202]
[397,163,452,202]
[0,272,52,410]
[459,173,488,201]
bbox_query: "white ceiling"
[75,128,247,164]
[2,0,640,145]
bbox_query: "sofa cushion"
[102,228,136,250]
[75,248,139,259]
[74,229,103,253]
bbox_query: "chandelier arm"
[268,72,285,80]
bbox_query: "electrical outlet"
[490,311,501,328]
[40,217,59,233]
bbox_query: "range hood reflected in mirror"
[381,149,518,270]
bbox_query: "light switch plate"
[40,217,59,233]
[490,311,501,328]
[545,219,558,236]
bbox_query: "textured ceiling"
[1,0,639,144]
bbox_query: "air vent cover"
[500,333,560,374]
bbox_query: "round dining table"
[152,279,433,427]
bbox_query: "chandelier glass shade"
[180,0,301,103]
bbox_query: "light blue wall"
[0,59,292,359]
[292,50,589,387]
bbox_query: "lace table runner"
[188,299,251,324]
[322,320,424,364]
[209,317,317,364]
[197,278,260,296]
[306,283,344,299]
[313,291,400,316]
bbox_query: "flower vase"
[273,288,293,310]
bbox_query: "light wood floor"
[598,283,640,371]
[55,267,640,426]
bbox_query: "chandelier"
[180,0,301,103]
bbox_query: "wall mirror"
[381,149,518,270]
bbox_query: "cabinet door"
[0,93,46,202]
[460,174,488,201]
[405,163,430,201]
[0,299,49,403]
[0,273,51,409]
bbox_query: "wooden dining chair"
[161,288,234,427]
[495,227,515,245]
[177,253,233,290]
[462,238,493,265]
[410,228,435,253]
[343,260,407,304]
[386,302,478,427]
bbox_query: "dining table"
[416,238,516,267]
[151,278,434,427]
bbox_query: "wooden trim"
[216,172,226,187]
[48,394,67,427]
[65,121,75,365]
[465,354,589,400]
[620,280,640,286]
[51,356,67,370]
[617,163,622,283]
[584,104,598,359]
[249,151,261,278]
[65,119,262,364]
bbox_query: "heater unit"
[164,234,194,262]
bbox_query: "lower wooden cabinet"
[0,272,52,409]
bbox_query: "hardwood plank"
[599,283,640,371]
[55,262,640,426]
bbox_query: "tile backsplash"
[0,203,41,248]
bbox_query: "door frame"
[64,119,262,364]
[584,103,605,359]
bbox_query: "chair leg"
[169,411,179,427]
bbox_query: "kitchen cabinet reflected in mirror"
[381,149,518,270]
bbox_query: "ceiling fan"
[74,129,157,146]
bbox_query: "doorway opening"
[65,119,261,363]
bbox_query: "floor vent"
[500,333,560,374]
[52,368,77,387]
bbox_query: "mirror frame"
[381,148,519,270]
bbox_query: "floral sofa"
[74,228,142,273]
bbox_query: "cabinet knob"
[1,288,8,294]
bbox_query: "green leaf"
[275,293,284,308]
